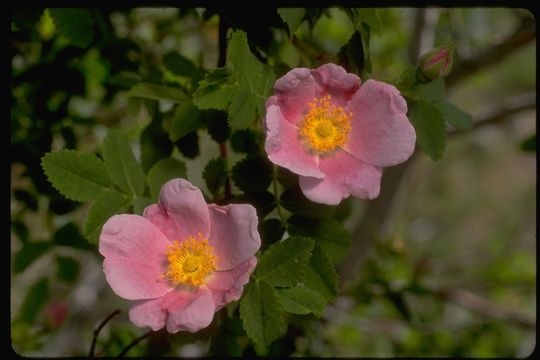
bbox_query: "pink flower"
[99,179,260,333]
[264,63,416,205]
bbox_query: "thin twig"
[117,330,155,357]
[272,165,287,228]
[89,309,121,357]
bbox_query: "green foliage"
[278,8,306,36]
[147,158,187,200]
[203,158,228,196]
[102,130,146,198]
[193,30,275,130]
[231,129,261,154]
[520,133,536,152]
[17,278,49,323]
[206,110,231,143]
[49,9,93,48]
[435,99,473,130]
[169,101,205,141]
[239,280,286,347]
[276,285,327,316]
[303,245,338,302]
[231,155,272,192]
[163,52,203,87]
[256,236,314,287]
[13,242,51,274]
[288,215,351,263]
[41,150,112,202]
[280,187,335,218]
[408,99,447,161]
[127,82,188,102]
[55,255,80,283]
[83,189,131,243]
[259,218,286,250]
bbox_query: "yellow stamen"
[163,233,217,287]
[299,95,352,154]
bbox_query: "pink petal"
[129,297,168,331]
[272,67,323,126]
[343,80,416,167]
[207,257,257,308]
[207,204,261,271]
[264,105,324,178]
[311,63,361,106]
[146,179,211,241]
[299,150,382,205]
[164,287,216,333]
[99,215,173,300]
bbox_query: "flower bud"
[43,302,68,329]
[418,46,454,80]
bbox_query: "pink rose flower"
[264,63,416,205]
[99,179,261,333]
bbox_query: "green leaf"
[169,101,205,141]
[49,9,93,48]
[83,189,131,243]
[55,255,80,283]
[147,158,187,200]
[256,236,314,287]
[259,218,286,251]
[163,52,203,86]
[132,197,153,215]
[140,115,173,173]
[280,186,335,218]
[276,284,327,316]
[435,99,473,130]
[303,245,338,302]
[206,110,231,143]
[416,78,445,101]
[127,82,188,102]
[231,155,272,192]
[13,243,51,274]
[240,280,286,347]
[175,131,199,159]
[18,278,48,323]
[41,150,112,202]
[408,99,447,160]
[53,222,94,251]
[193,68,236,110]
[102,130,146,197]
[203,158,228,196]
[231,129,261,154]
[341,31,365,75]
[277,8,306,36]
[287,215,351,263]
[353,8,382,34]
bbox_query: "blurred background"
[11,7,535,357]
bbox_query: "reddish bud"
[418,46,454,80]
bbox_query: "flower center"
[299,95,352,154]
[164,233,217,287]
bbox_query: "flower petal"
[311,63,360,106]
[272,67,323,126]
[164,287,216,333]
[264,105,324,178]
[343,80,416,167]
[129,297,167,331]
[99,215,173,300]
[207,204,261,271]
[207,257,257,308]
[148,179,211,241]
[299,150,382,205]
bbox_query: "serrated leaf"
[203,158,228,196]
[416,78,445,101]
[228,84,260,130]
[13,243,51,274]
[163,52,203,87]
[256,236,314,287]
[41,150,112,202]
[240,280,286,347]
[175,131,199,159]
[287,215,351,263]
[206,110,231,143]
[83,189,131,243]
[303,245,338,302]
[277,284,327,316]
[18,278,48,323]
[169,101,205,141]
[231,155,272,192]
[147,158,187,200]
[55,255,80,283]
[408,99,446,161]
[278,8,305,36]
[193,68,236,110]
[435,99,473,130]
[49,9,93,48]
[102,130,145,197]
[127,82,188,102]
